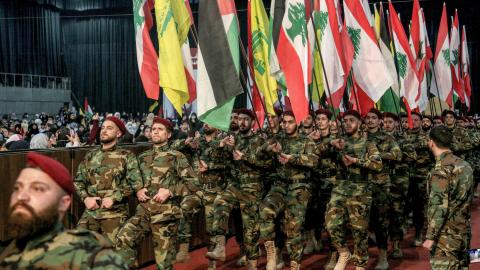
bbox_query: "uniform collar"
[21,222,64,251]
[154,143,169,152]
[101,143,117,152]
[437,150,453,161]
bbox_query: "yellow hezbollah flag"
[311,8,325,102]
[155,0,189,115]
[250,0,278,114]
[170,0,191,44]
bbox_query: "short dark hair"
[429,125,453,149]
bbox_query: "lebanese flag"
[409,0,421,60]
[415,7,430,111]
[450,10,464,104]
[343,0,393,105]
[316,0,346,108]
[182,0,196,103]
[276,0,309,123]
[461,25,472,108]
[389,2,420,110]
[431,4,452,108]
[133,0,159,100]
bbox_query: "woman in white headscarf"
[29,133,50,149]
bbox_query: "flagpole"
[308,3,344,131]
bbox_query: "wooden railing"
[0,144,209,266]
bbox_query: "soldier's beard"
[7,201,59,240]
[100,135,116,144]
[229,123,239,132]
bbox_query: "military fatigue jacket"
[275,133,318,183]
[334,132,383,196]
[450,126,474,158]
[387,130,417,173]
[230,132,271,185]
[197,136,230,187]
[406,129,432,176]
[138,144,198,213]
[366,130,402,185]
[74,145,142,218]
[426,151,474,253]
[313,133,338,180]
[0,223,128,270]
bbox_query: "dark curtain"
[0,1,65,76]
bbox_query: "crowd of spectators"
[0,104,204,152]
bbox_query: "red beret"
[105,116,127,135]
[315,109,333,119]
[343,110,362,120]
[411,111,423,119]
[283,111,296,118]
[26,152,74,195]
[237,108,256,119]
[383,112,399,121]
[367,108,383,119]
[152,117,173,130]
[433,116,442,121]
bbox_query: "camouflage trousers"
[210,183,262,260]
[304,179,333,240]
[325,191,372,267]
[178,189,219,250]
[115,203,181,270]
[409,174,428,236]
[77,211,126,245]
[389,171,409,241]
[430,247,469,270]
[260,183,311,262]
[369,183,391,249]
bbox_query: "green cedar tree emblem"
[133,0,145,29]
[451,49,459,65]
[286,2,307,46]
[442,49,451,64]
[347,27,361,59]
[395,52,408,78]
[252,16,269,75]
[418,41,424,59]
[317,11,329,37]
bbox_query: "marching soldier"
[206,109,271,270]
[74,116,142,243]
[115,117,198,270]
[0,152,128,269]
[442,110,474,159]
[261,111,319,270]
[325,110,383,270]
[423,126,474,269]
[176,124,229,270]
[364,109,402,270]
[383,112,417,258]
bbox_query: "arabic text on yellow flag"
[250,0,278,114]
[155,0,189,115]
[311,11,324,102]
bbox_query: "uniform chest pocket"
[98,159,126,190]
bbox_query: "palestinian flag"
[182,0,196,104]
[84,97,93,118]
[133,0,159,100]
[275,0,310,123]
[196,0,243,131]
[431,4,452,108]
[343,0,393,113]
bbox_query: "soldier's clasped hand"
[136,188,151,202]
[153,188,172,203]
[84,196,101,210]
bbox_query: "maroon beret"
[237,108,256,119]
[383,112,399,121]
[274,107,283,116]
[433,116,443,121]
[105,116,127,135]
[343,110,362,120]
[26,152,74,195]
[152,117,173,130]
[411,111,423,119]
[315,109,333,119]
[367,108,383,119]
[441,109,456,118]
[283,110,296,118]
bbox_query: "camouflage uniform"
[304,133,337,243]
[426,151,474,269]
[74,145,142,243]
[259,133,318,263]
[406,129,432,238]
[450,126,474,159]
[178,136,228,251]
[209,132,271,260]
[0,223,128,269]
[366,130,402,250]
[325,132,382,267]
[115,144,198,270]
[387,130,417,241]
